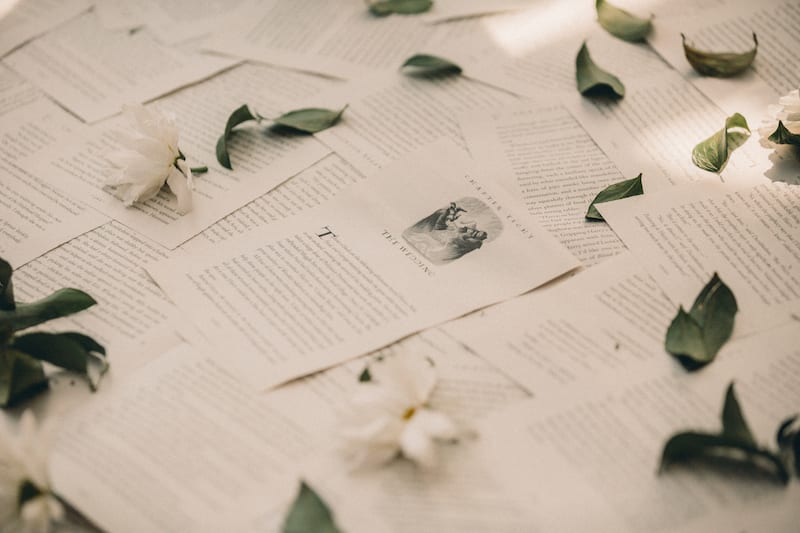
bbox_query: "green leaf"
[17,480,42,508]
[0,288,97,333]
[216,104,260,170]
[358,366,372,382]
[282,481,342,533]
[596,0,652,42]
[660,384,788,484]
[660,432,788,484]
[575,41,625,98]
[0,257,14,312]
[401,54,462,75]
[585,173,643,221]
[273,107,347,134]
[691,112,750,173]
[369,0,432,16]
[0,350,48,408]
[11,332,107,392]
[776,415,800,477]
[720,383,756,445]
[665,273,738,370]
[682,33,758,77]
[768,120,800,146]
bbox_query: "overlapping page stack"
[0,0,799,531]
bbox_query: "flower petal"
[166,166,193,215]
[399,423,436,468]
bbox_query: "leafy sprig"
[0,257,106,407]
[217,105,347,170]
[660,383,789,485]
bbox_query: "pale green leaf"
[369,0,432,16]
[664,273,738,370]
[274,107,347,134]
[282,481,342,533]
[216,104,260,170]
[682,33,758,77]
[401,54,462,75]
[596,0,652,42]
[0,350,48,408]
[768,120,800,146]
[0,288,97,333]
[576,41,625,98]
[691,113,750,173]
[660,384,788,484]
[585,173,643,220]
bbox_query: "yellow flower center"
[402,406,416,420]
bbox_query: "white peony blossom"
[758,88,800,147]
[340,354,458,468]
[106,104,194,214]
[0,411,63,533]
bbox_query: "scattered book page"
[460,101,628,265]
[147,140,579,390]
[422,0,534,23]
[203,0,485,79]
[0,0,89,58]
[312,71,519,175]
[476,322,800,532]
[648,0,800,120]
[598,181,800,336]
[3,11,239,122]
[17,63,336,249]
[50,328,532,532]
[95,0,248,44]
[443,252,678,395]
[422,0,670,100]
[0,68,107,267]
[566,70,767,189]
[13,154,368,378]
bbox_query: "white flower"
[0,411,63,533]
[340,354,458,468]
[106,104,194,214]
[758,89,800,147]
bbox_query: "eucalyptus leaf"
[682,33,757,77]
[216,104,260,170]
[401,54,462,75]
[665,273,738,370]
[282,481,342,533]
[0,258,14,311]
[585,173,643,221]
[0,288,97,333]
[0,350,48,408]
[369,0,432,16]
[660,384,789,484]
[691,113,750,173]
[768,120,800,146]
[575,42,625,98]
[274,107,347,134]
[596,0,652,42]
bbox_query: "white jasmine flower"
[0,411,63,533]
[106,104,194,214]
[340,354,458,468]
[758,89,800,146]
